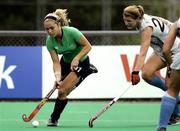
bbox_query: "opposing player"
[123,5,180,124]
[43,8,98,126]
[157,18,180,131]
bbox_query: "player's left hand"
[131,71,140,85]
[71,58,79,71]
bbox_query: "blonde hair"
[123,5,144,19]
[44,9,71,26]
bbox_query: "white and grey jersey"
[171,17,180,70]
[138,14,180,60]
[171,18,180,59]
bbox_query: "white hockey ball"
[32,120,39,127]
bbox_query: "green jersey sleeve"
[68,27,82,42]
[46,36,54,52]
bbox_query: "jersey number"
[152,18,165,32]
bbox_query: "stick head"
[22,114,31,122]
[88,118,94,128]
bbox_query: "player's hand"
[131,71,140,85]
[55,72,61,83]
[71,58,79,71]
[55,81,62,89]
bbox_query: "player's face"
[44,20,60,37]
[123,16,138,30]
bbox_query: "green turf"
[0,101,179,131]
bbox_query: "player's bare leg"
[142,52,166,91]
[47,72,80,126]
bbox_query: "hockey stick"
[88,84,132,128]
[22,84,57,122]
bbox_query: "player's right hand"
[131,71,140,85]
[54,80,62,89]
[54,72,62,87]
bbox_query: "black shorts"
[60,56,98,86]
[60,56,90,79]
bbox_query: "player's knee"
[57,95,67,100]
[58,94,67,100]
[141,70,153,81]
[58,89,67,99]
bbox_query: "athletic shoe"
[168,114,180,125]
[157,127,166,131]
[47,118,58,126]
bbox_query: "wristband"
[54,71,61,82]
